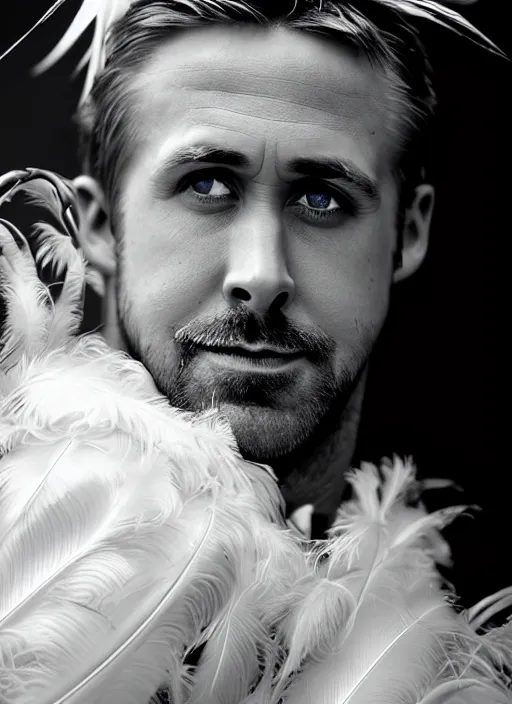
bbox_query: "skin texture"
[74,25,434,525]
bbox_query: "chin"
[214,401,317,464]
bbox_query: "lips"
[196,345,305,372]
[199,345,302,360]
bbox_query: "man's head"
[72,0,435,471]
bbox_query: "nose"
[222,209,295,315]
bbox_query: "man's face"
[109,25,408,465]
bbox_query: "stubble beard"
[119,314,365,478]
[116,265,369,477]
[169,351,357,464]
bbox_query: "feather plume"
[417,679,509,704]
[0,220,51,369]
[0,0,68,64]
[0,189,308,704]
[466,586,512,631]
[0,171,103,348]
[188,518,308,704]
[0,0,505,109]
[0,431,231,704]
[368,0,503,54]
[252,459,510,704]
[260,572,356,698]
[32,218,77,273]
[0,378,302,703]
[21,176,79,273]
[31,0,102,76]
[46,248,87,344]
[30,0,132,104]
[0,405,304,704]
[187,552,276,704]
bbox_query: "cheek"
[295,218,394,346]
[120,203,225,328]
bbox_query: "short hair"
[76,0,437,228]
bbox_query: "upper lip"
[201,344,302,358]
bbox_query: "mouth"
[202,345,302,358]
[198,345,304,369]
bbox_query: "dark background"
[0,1,509,612]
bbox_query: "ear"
[393,184,435,283]
[72,175,116,278]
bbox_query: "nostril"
[272,292,289,311]
[232,287,251,301]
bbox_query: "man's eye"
[297,192,340,211]
[190,178,231,197]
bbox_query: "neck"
[277,367,368,528]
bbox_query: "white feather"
[0,221,51,368]
[264,460,469,704]
[372,0,503,54]
[466,586,512,631]
[188,559,272,704]
[46,250,87,345]
[32,222,78,278]
[259,459,512,704]
[32,0,103,76]
[417,678,510,704]
[0,346,302,703]
[189,518,308,704]
[0,432,215,704]
[267,573,356,695]
[81,0,132,102]
[0,0,503,108]
[277,572,463,703]
[0,0,68,63]
[0,207,308,703]
[0,172,97,372]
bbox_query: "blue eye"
[307,193,330,209]
[191,178,231,197]
[299,192,339,211]
[193,179,214,194]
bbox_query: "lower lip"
[200,349,304,371]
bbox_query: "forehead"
[130,25,395,179]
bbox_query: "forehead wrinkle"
[187,105,363,129]
[180,108,381,143]
[182,87,382,122]
[177,120,257,141]
[182,108,387,174]
[148,65,379,103]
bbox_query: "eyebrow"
[152,145,250,180]
[285,157,379,204]
[151,144,379,205]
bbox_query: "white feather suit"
[0,169,511,704]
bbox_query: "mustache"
[174,307,334,363]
